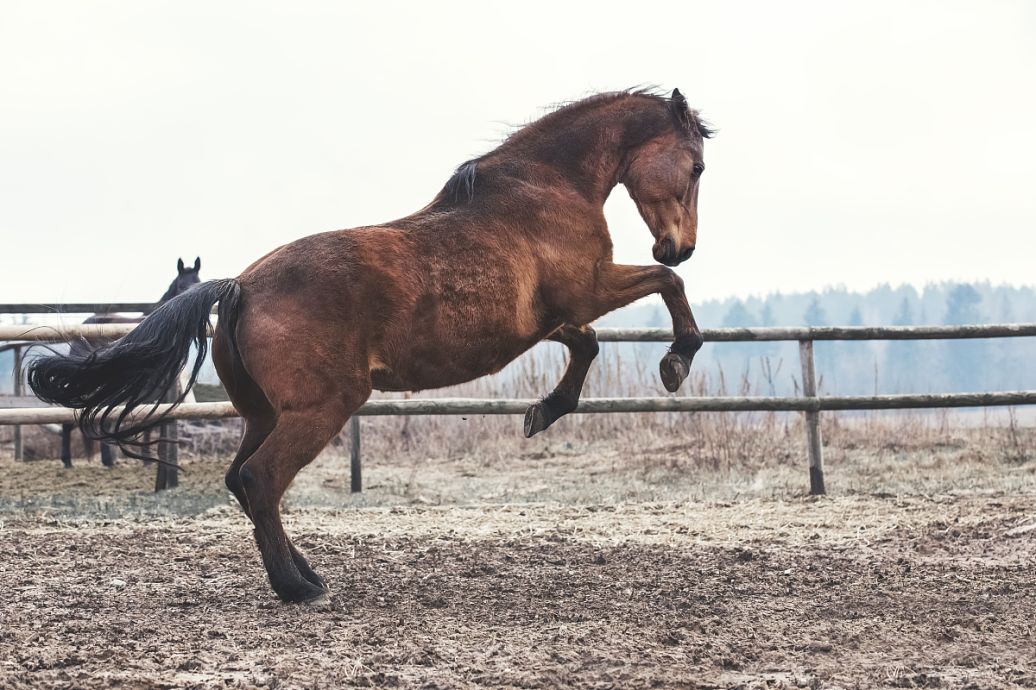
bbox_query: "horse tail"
[28,279,241,452]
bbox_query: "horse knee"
[557,325,599,360]
[575,328,600,360]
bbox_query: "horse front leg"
[587,263,704,393]
[525,324,599,437]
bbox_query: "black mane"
[442,159,479,203]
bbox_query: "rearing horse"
[29,89,713,604]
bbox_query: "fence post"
[12,345,23,461]
[154,382,179,491]
[799,339,826,495]
[350,416,361,493]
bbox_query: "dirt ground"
[1,428,1035,689]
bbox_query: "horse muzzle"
[653,238,695,266]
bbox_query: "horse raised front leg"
[525,325,599,437]
[587,263,704,393]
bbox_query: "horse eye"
[692,163,705,176]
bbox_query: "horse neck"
[503,97,670,204]
[144,283,178,315]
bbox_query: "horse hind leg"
[100,441,116,467]
[222,415,328,591]
[224,419,272,517]
[213,332,327,589]
[525,325,599,437]
[238,380,370,604]
[224,417,323,585]
[61,424,74,468]
[141,430,153,465]
[240,405,354,604]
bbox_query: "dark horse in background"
[59,258,201,467]
[30,89,712,604]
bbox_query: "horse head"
[621,89,713,267]
[166,257,202,302]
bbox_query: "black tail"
[28,279,241,453]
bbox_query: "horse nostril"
[655,237,676,263]
[678,246,695,262]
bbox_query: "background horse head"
[152,258,203,312]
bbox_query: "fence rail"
[0,302,156,314]
[2,392,1036,426]
[4,323,1036,343]
[3,315,1036,495]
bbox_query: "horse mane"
[438,88,712,204]
[443,159,478,203]
[503,88,714,146]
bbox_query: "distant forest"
[2,282,1034,397]
[599,282,1036,396]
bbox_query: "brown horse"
[29,88,712,604]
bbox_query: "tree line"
[601,282,1036,396]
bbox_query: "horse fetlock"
[673,331,704,355]
[290,548,327,590]
[659,352,691,393]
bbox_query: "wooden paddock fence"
[2,305,1035,495]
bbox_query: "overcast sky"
[2,1,1034,306]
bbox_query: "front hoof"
[524,402,554,438]
[659,353,690,393]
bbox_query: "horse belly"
[370,332,543,392]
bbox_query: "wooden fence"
[2,306,1035,495]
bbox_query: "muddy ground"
[1,430,1035,689]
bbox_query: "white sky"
[2,1,1034,304]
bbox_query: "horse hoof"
[304,591,334,609]
[524,403,553,438]
[305,572,328,591]
[276,577,330,605]
[659,353,690,393]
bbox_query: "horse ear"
[670,88,690,128]
[193,257,201,272]
[177,258,185,274]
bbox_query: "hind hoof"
[660,353,690,393]
[304,591,334,609]
[524,402,554,438]
[275,577,330,605]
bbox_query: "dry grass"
[3,346,1033,496]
